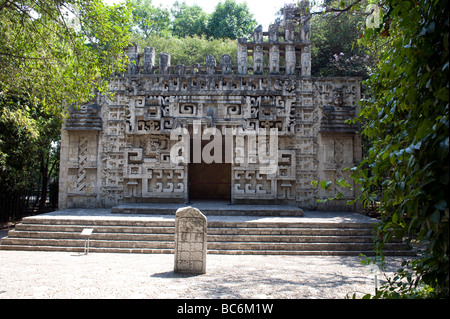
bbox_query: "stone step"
[1,235,410,255]
[7,229,375,244]
[15,224,175,235]
[18,215,375,229]
[0,242,412,256]
[0,213,414,256]
[207,241,410,252]
[15,223,375,237]
[208,227,373,236]
[1,236,410,253]
[20,218,174,227]
[206,249,414,256]
[208,221,375,229]
[111,203,304,217]
[208,234,374,243]
[1,237,175,249]
[6,230,174,242]
[0,244,173,254]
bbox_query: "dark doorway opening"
[188,137,231,200]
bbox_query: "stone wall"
[58,2,362,211]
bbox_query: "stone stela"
[58,2,363,212]
[174,206,207,274]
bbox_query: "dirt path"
[0,250,405,299]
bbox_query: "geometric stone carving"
[76,136,89,192]
[127,43,139,75]
[221,54,232,75]
[316,83,359,133]
[59,1,362,212]
[65,104,102,131]
[143,47,155,74]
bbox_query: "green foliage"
[311,178,353,203]
[312,0,448,298]
[128,0,258,41]
[349,0,449,298]
[206,0,257,40]
[311,0,378,78]
[0,92,40,190]
[128,0,256,64]
[133,34,237,67]
[0,0,133,113]
[0,92,62,218]
[171,1,209,38]
[1,0,133,222]
[345,257,437,299]
[361,258,439,299]
[129,0,171,38]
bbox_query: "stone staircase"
[0,213,414,256]
[1,217,175,254]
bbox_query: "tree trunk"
[38,155,49,211]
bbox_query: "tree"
[171,1,209,38]
[331,0,448,297]
[0,90,61,222]
[129,0,172,39]
[0,0,132,113]
[358,0,448,298]
[34,110,61,211]
[206,0,257,40]
[310,0,448,297]
[311,2,375,78]
[1,0,133,223]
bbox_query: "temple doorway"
[188,137,231,200]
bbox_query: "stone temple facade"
[58,4,362,212]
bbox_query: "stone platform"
[0,205,415,256]
[111,200,304,216]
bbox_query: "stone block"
[174,206,207,274]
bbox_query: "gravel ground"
[0,249,407,299]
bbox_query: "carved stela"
[59,1,362,211]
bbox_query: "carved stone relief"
[59,2,361,211]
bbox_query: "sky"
[108,0,301,29]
